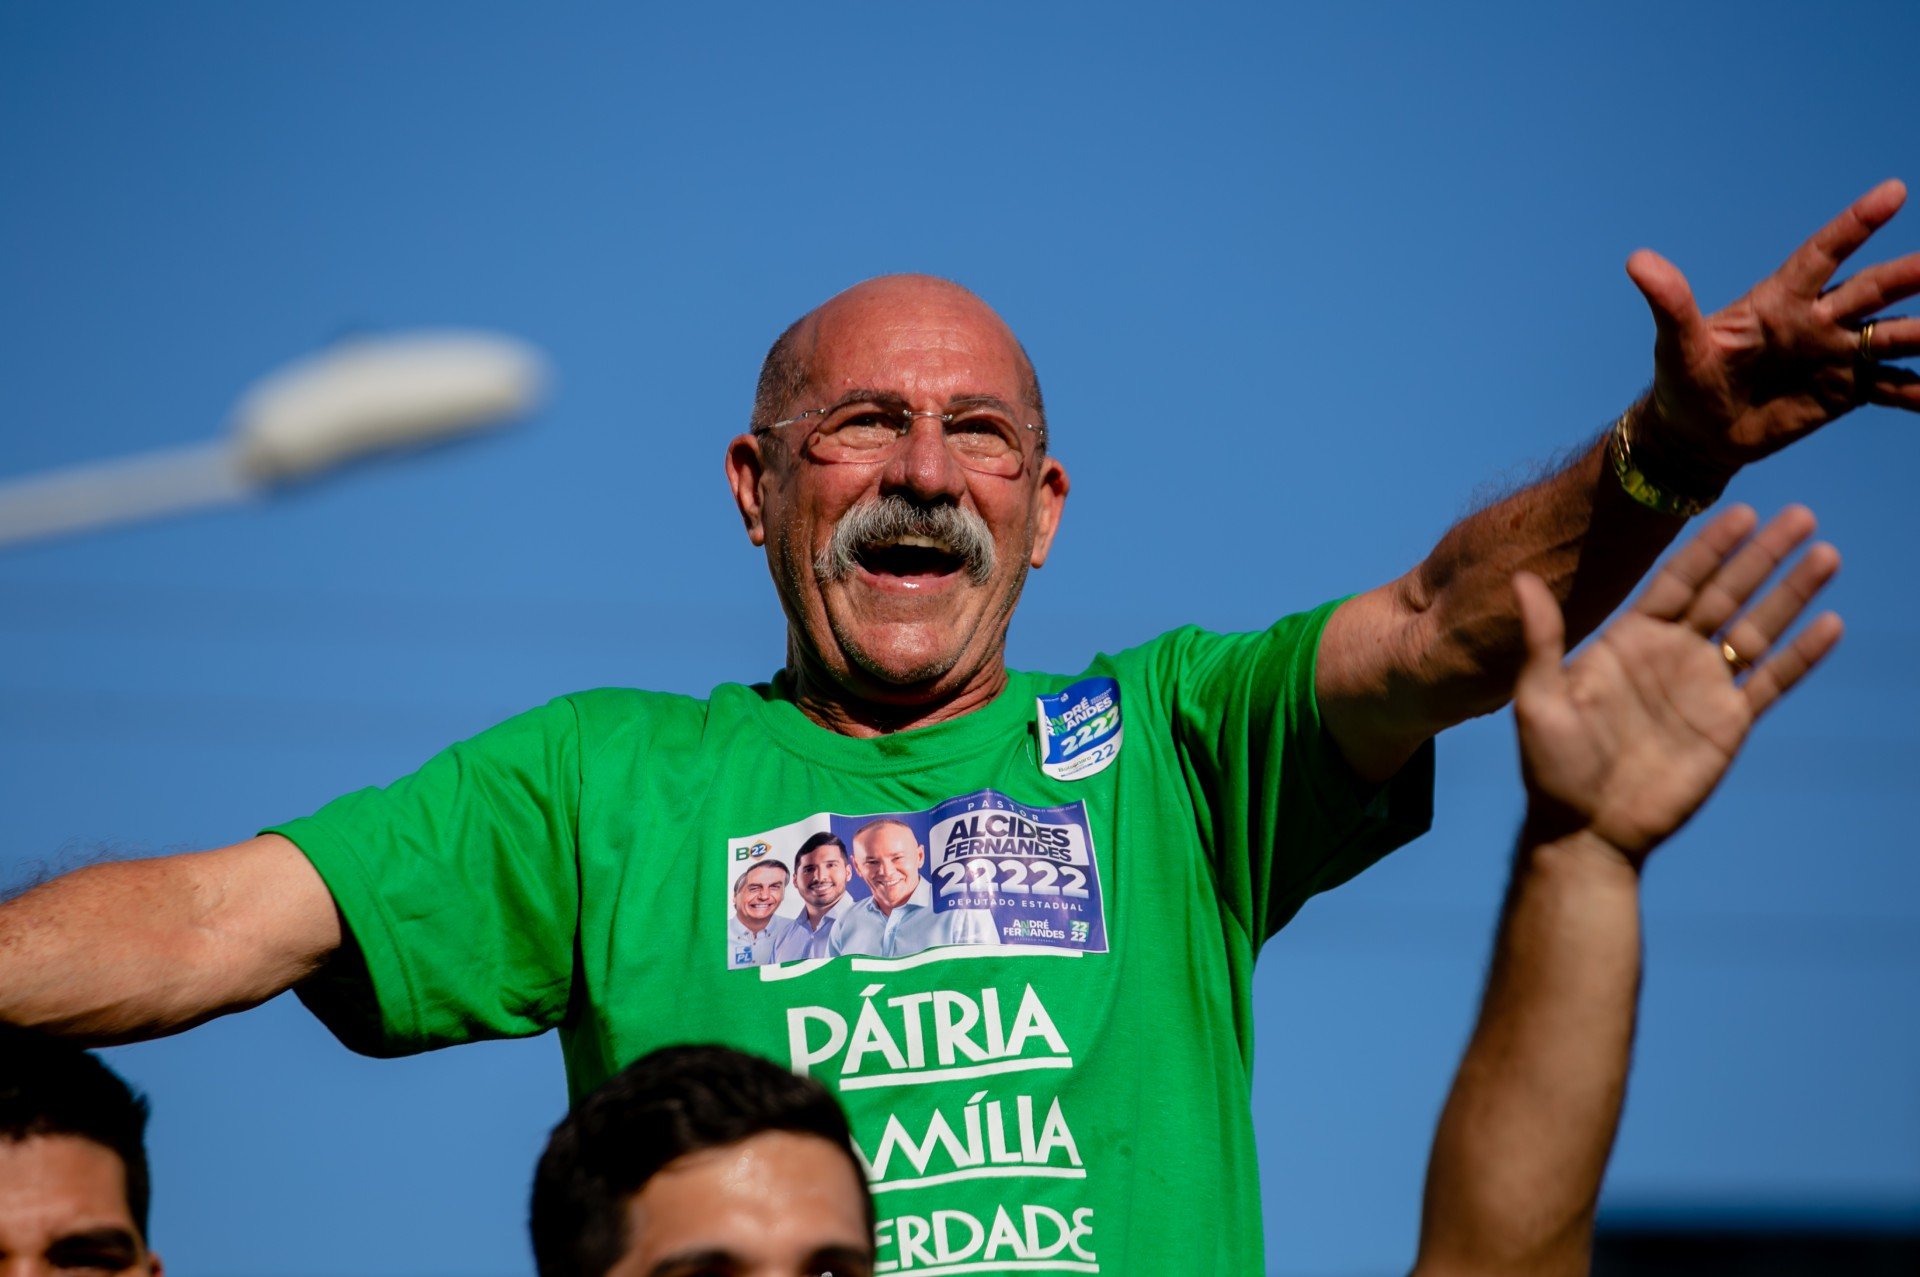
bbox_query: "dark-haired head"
[529,1044,872,1277]
[0,1027,153,1241]
[794,831,847,870]
[0,1027,160,1276]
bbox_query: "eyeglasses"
[758,399,1044,477]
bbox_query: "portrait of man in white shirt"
[726,859,791,968]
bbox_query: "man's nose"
[881,415,969,502]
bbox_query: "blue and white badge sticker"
[1036,676,1123,781]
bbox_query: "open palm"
[1629,180,1920,475]
[1513,505,1842,862]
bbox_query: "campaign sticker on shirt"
[720,789,1108,970]
[1035,676,1123,782]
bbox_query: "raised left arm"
[1320,179,1919,783]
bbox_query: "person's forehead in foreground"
[0,1028,161,1277]
[0,1137,156,1276]
[530,1044,873,1277]
[608,1132,871,1277]
[726,274,1069,729]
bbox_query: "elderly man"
[2,184,1915,1273]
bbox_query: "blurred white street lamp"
[0,330,548,549]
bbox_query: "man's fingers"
[1634,504,1759,621]
[1719,542,1841,667]
[1744,612,1844,717]
[1626,249,1702,340]
[1820,253,1920,323]
[1862,363,1920,410]
[1681,505,1818,636]
[1854,314,1920,361]
[1512,571,1568,707]
[1778,178,1908,298]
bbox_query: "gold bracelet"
[1607,411,1724,518]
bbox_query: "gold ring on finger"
[1858,319,1878,363]
[1721,640,1753,674]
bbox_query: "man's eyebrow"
[645,1248,740,1277]
[46,1225,142,1259]
[825,388,908,410]
[805,1242,876,1273]
[944,393,1019,413]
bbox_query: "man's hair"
[748,289,1048,443]
[851,817,916,857]
[731,857,790,896]
[794,831,848,870]
[529,1044,872,1277]
[750,314,813,435]
[0,1027,153,1238]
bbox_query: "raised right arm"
[1413,506,1843,1277]
[0,833,340,1042]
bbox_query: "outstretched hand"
[1512,504,1842,862]
[1629,179,1920,478]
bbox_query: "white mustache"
[814,495,997,585]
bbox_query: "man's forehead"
[0,1135,136,1227]
[803,276,1030,401]
[860,825,918,855]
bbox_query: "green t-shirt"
[271,601,1432,1276]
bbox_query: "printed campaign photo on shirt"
[723,789,1108,969]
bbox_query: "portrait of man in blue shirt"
[772,833,859,963]
[829,818,1000,959]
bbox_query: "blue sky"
[3,4,1916,1273]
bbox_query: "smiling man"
[771,834,855,963]
[728,861,792,969]
[3,184,1918,1275]
[829,819,1000,960]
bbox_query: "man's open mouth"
[855,534,968,579]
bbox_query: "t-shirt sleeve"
[265,696,582,1056]
[1156,599,1435,943]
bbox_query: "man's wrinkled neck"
[784,633,1010,738]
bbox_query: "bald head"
[750,275,1045,441]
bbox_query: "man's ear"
[1027,455,1071,569]
[725,433,773,546]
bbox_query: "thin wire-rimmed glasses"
[758,397,1044,477]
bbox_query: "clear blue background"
[2,4,1915,1274]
